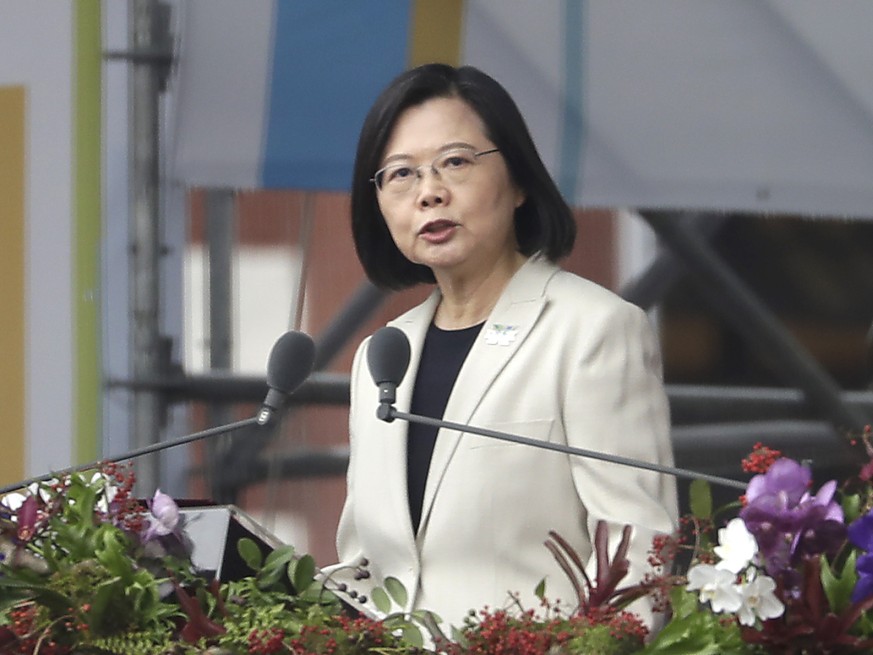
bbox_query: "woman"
[329,64,677,631]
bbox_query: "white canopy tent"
[173,0,873,219]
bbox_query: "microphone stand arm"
[379,405,746,491]
[0,417,261,496]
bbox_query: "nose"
[416,165,448,208]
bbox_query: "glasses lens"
[377,164,416,192]
[374,148,487,193]
[435,149,478,184]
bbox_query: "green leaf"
[383,576,408,607]
[410,608,443,625]
[534,577,546,600]
[371,586,391,614]
[401,623,424,648]
[821,551,857,614]
[689,480,712,519]
[642,587,750,655]
[258,545,297,589]
[258,565,284,589]
[89,578,122,633]
[641,613,720,655]
[291,554,316,593]
[0,576,51,591]
[237,537,263,571]
[0,590,33,613]
[263,544,295,569]
[451,625,469,648]
[669,587,700,619]
[843,493,862,523]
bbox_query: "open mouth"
[419,219,457,235]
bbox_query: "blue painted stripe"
[262,1,413,190]
[558,0,585,201]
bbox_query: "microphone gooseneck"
[257,330,317,425]
[366,326,410,420]
[367,326,747,491]
[0,331,317,496]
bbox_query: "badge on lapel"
[483,323,519,346]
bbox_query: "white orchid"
[688,520,784,627]
[686,563,743,614]
[736,573,784,626]
[714,517,758,574]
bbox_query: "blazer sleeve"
[322,340,368,587]
[562,300,678,618]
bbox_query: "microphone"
[0,330,316,496]
[365,327,747,491]
[366,326,410,421]
[257,330,317,426]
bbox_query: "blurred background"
[1,0,872,566]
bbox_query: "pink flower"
[144,489,180,540]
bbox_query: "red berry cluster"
[453,609,553,655]
[283,614,394,655]
[4,605,72,655]
[580,605,649,643]
[647,532,681,569]
[286,624,336,655]
[99,461,146,534]
[247,627,287,654]
[446,606,647,655]
[741,442,782,474]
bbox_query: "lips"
[418,219,458,235]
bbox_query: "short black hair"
[351,64,576,290]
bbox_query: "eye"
[384,165,414,184]
[439,152,475,170]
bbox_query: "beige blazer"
[330,256,678,630]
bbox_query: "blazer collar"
[390,256,560,540]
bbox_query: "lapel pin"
[484,323,519,346]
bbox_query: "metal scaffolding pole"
[641,211,871,440]
[129,0,168,493]
[204,189,236,500]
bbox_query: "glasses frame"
[371,147,500,193]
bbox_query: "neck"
[432,252,527,330]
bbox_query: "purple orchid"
[852,552,873,604]
[848,508,873,603]
[739,458,845,577]
[848,509,873,551]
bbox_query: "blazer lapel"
[383,292,441,543]
[417,257,558,536]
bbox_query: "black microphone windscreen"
[267,331,316,394]
[367,326,410,386]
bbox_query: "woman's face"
[375,96,525,282]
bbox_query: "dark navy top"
[407,321,483,533]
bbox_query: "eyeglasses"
[371,147,500,194]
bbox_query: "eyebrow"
[379,141,478,167]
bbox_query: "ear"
[513,186,526,209]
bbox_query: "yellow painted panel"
[409,0,464,68]
[0,86,26,485]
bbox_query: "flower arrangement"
[438,526,656,655]
[643,429,873,654]
[5,428,873,655]
[0,463,427,655]
[0,462,655,655]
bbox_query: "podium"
[176,502,368,617]
[178,504,284,582]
